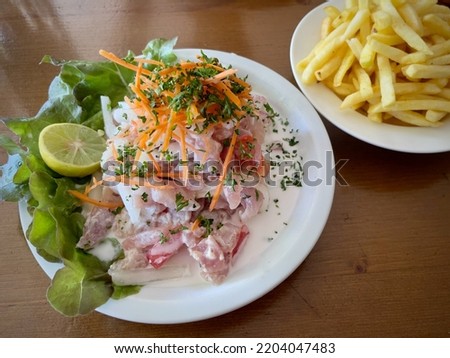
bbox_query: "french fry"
[438,88,450,100]
[423,14,450,38]
[372,10,392,32]
[333,47,356,87]
[370,38,408,63]
[369,99,450,113]
[315,47,347,81]
[342,9,370,40]
[427,54,450,65]
[400,51,428,65]
[380,0,432,54]
[402,64,450,79]
[359,41,377,69]
[324,81,357,97]
[394,82,442,95]
[369,33,404,46]
[376,54,396,107]
[426,110,447,122]
[388,110,440,127]
[368,112,383,123]
[353,64,373,98]
[321,16,333,39]
[412,0,437,16]
[346,37,363,60]
[324,5,342,20]
[397,2,424,36]
[332,7,357,28]
[301,37,345,84]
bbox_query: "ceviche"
[0,38,302,316]
[83,47,273,286]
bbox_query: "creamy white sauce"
[145,104,303,288]
[89,238,120,262]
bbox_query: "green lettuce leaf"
[111,284,142,300]
[142,37,178,66]
[0,38,177,316]
[0,135,28,201]
[47,251,113,316]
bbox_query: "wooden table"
[1,0,449,338]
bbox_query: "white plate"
[19,49,335,324]
[290,0,450,154]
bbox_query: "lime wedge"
[38,123,106,177]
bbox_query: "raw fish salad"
[0,38,300,316]
[84,47,273,285]
[0,38,302,316]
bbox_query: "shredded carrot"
[162,109,175,151]
[99,49,152,75]
[209,181,224,211]
[110,140,119,160]
[158,61,197,76]
[209,126,239,211]
[215,81,241,108]
[84,177,104,194]
[178,127,188,183]
[98,48,256,212]
[135,61,143,91]
[203,68,237,84]
[190,217,201,231]
[147,151,161,173]
[134,57,165,67]
[68,190,123,209]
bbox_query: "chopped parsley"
[175,192,189,211]
[169,225,188,234]
[198,216,215,237]
[159,232,170,244]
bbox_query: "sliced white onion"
[109,264,191,285]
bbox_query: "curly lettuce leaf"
[0,135,28,201]
[47,250,113,316]
[142,37,178,66]
[111,284,142,300]
[0,38,177,316]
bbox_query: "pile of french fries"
[297,0,450,127]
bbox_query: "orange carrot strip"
[134,57,165,67]
[147,151,161,173]
[158,62,197,76]
[130,83,150,106]
[179,127,188,183]
[84,177,104,194]
[147,127,165,152]
[171,132,199,153]
[135,61,143,91]
[190,217,201,231]
[209,181,224,211]
[230,75,251,89]
[99,49,152,75]
[204,68,237,83]
[162,110,175,151]
[215,81,241,109]
[209,127,239,211]
[110,140,119,160]
[68,190,123,209]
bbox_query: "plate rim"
[19,48,335,324]
[289,0,450,154]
